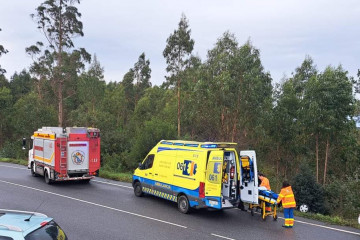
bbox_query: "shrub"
[292,165,327,214]
[325,169,360,219]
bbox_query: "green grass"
[99,169,133,183]
[0,158,28,166]
[294,211,360,229]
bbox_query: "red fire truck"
[26,127,101,184]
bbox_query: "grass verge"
[99,169,132,183]
[0,158,28,166]
[294,211,360,229]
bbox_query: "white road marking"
[285,218,360,236]
[236,209,360,236]
[211,233,236,240]
[0,164,27,170]
[92,179,133,189]
[0,179,187,229]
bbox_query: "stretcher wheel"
[262,215,266,221]
[273,215,277,221]
[250,208,254,216]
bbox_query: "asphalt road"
[0,162,359,240]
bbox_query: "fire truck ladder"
[59,138,68,176]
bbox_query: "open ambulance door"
[204,150,224,209]
[239,150,258,204]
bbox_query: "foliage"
[27,0,90,126]
[163,14,195,137]
[0,28,9,74]
[292,165,327,214]
[324,168,360,219]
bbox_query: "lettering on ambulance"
[176,160,197,176]
[208,162,222,184]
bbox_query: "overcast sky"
[0,0,359,86]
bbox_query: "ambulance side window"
[142,154,155,170]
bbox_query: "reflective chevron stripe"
[142,186,177,202]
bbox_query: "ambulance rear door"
[239,150,258,204]
[204,150,223,209]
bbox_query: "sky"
[0,0,359,86]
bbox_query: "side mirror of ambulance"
[22,138,26,150]
[138,163,142,169]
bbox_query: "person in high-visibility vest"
[277,181,296,228]
[258,173,272,212]
[259,173,271,190]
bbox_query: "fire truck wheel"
[134,182,143,197]
[31,163,37,177]
[44,170,52,185]
[177,195,190,214]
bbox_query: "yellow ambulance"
[132,140,259,213]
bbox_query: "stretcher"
[249,189,278,221]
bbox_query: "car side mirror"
[138,163,142,169]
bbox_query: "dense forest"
[0,1,359,220]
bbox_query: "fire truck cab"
[27,127,100,184]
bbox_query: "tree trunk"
[177,77,181,138]
[220,108,225,141]
[231,120,236,142]
[58,81,63,127]
[231,94,241,142]
[323,137,330,185]
[276,144,280,191]
[57,0,64,127]
[316,134,319,183]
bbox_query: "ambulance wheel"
[177,195,190,214]
[134,182,143,197]
[44,170,52,185]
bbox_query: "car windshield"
[24,221,67,240]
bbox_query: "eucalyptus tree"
[133,53,151,105]
[26,0,90,127]
[205,32,238,141]
[9,70,34,103]
[303,66,354,184]
[0,28,8,75]
[74,55,106,123]
[290,57,319,180]
[204,33,272,143]
[163,14,194,137]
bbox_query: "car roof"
[0,210,53,238]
